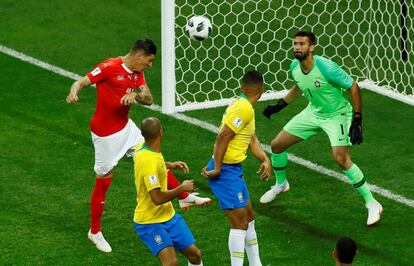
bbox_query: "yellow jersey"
[220,93,255,164]
[133,145,175,224]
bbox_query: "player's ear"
[332,249,337,259]
[309,44,315,53]
[253,84,261,97]
[259,84,264,93]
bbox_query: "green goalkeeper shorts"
[283,106,353,147]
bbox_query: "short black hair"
[241,70,263,87]
[336,237,357,264]
[294,30,317,45]
[131,38,157,55]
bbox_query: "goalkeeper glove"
[349,112,363,145]
[263,99,288,119]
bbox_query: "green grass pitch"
[0,0,413,265]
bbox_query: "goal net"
[162,0,414,113]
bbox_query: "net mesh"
[174,0,414,110]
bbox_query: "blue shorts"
[207,158,250,210]
[133,213,196,256]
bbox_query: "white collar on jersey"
[121,63,134,73]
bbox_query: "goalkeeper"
[260,30,382,226]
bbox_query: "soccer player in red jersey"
[66,39,210,253]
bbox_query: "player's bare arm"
[166,161,190,173]
[349,81,362,113]
[284,85,302,103]
[348,81,363,145]
[248,134,271,180]
[263,85,301,118]
[149,180,195,205]
[66,76,92,104]
[135,85,153,105]
[201,125,235,179]
[120,85,153,106]
[120,91,137,106]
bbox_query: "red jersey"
[86,57,146,136]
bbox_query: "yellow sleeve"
[223,103,253,134]
[142,161,161,192]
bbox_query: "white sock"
[188,260,203,266]
[229,229,246,266]
[245,220,262,266]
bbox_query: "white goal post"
[162,0,414,114]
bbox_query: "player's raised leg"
[178,192,212,209]
[167,170,211,209]
[167,170,190,200]
[260,130,303,204]
[332,146,383,226]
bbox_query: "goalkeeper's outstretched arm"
[349,82,362,114]
[263,85,301,118]
[283,85,302,103]
[348,81,363,145]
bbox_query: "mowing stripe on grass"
[1,44,413,208]
[0,45,82,81]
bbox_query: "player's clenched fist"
[181,180,195,192]
[120,92,137,106]
[66,89,79,104]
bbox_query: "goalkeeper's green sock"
[271,152,288,185]
[344,164,376,204]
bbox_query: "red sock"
[90,177,112,234]
[167,170,189,200]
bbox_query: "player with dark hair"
[134,117,203,266]
[202,70,271,266]
[66,38,210,253]
[333,237,357,265]
[260,30,383,226]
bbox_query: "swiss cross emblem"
[133,74,138,81]
[117,75,124,80]
[314,80,320,88]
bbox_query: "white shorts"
[92,119,144,176]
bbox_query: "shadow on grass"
[254,201,410,266]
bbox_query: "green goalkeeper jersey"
[290,55,354,116]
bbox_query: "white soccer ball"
[185,15,212,41]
